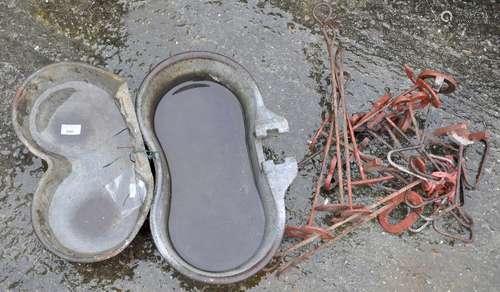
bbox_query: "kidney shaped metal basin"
[136,52,297,283]
[12,63,154,262]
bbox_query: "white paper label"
[60,124,81,136]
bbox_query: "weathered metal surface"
[136,51,297,284]
[11,62,154,262]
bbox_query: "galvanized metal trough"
[136,52,297,283]
[12,63,154,262]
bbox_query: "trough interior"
[14,64,151,260]
[154,80,266,272]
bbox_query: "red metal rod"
[347,114,366,179]
[306,115,335,226]
[384,123,402,148]
[351,175,394,186]
[298,148,322,167]
[336,48,354,208]
[322,25,345,204]
[309,115,331,151]
[285,225,333,240]
[324,156,338,191]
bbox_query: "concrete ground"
[1,0,499,291]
